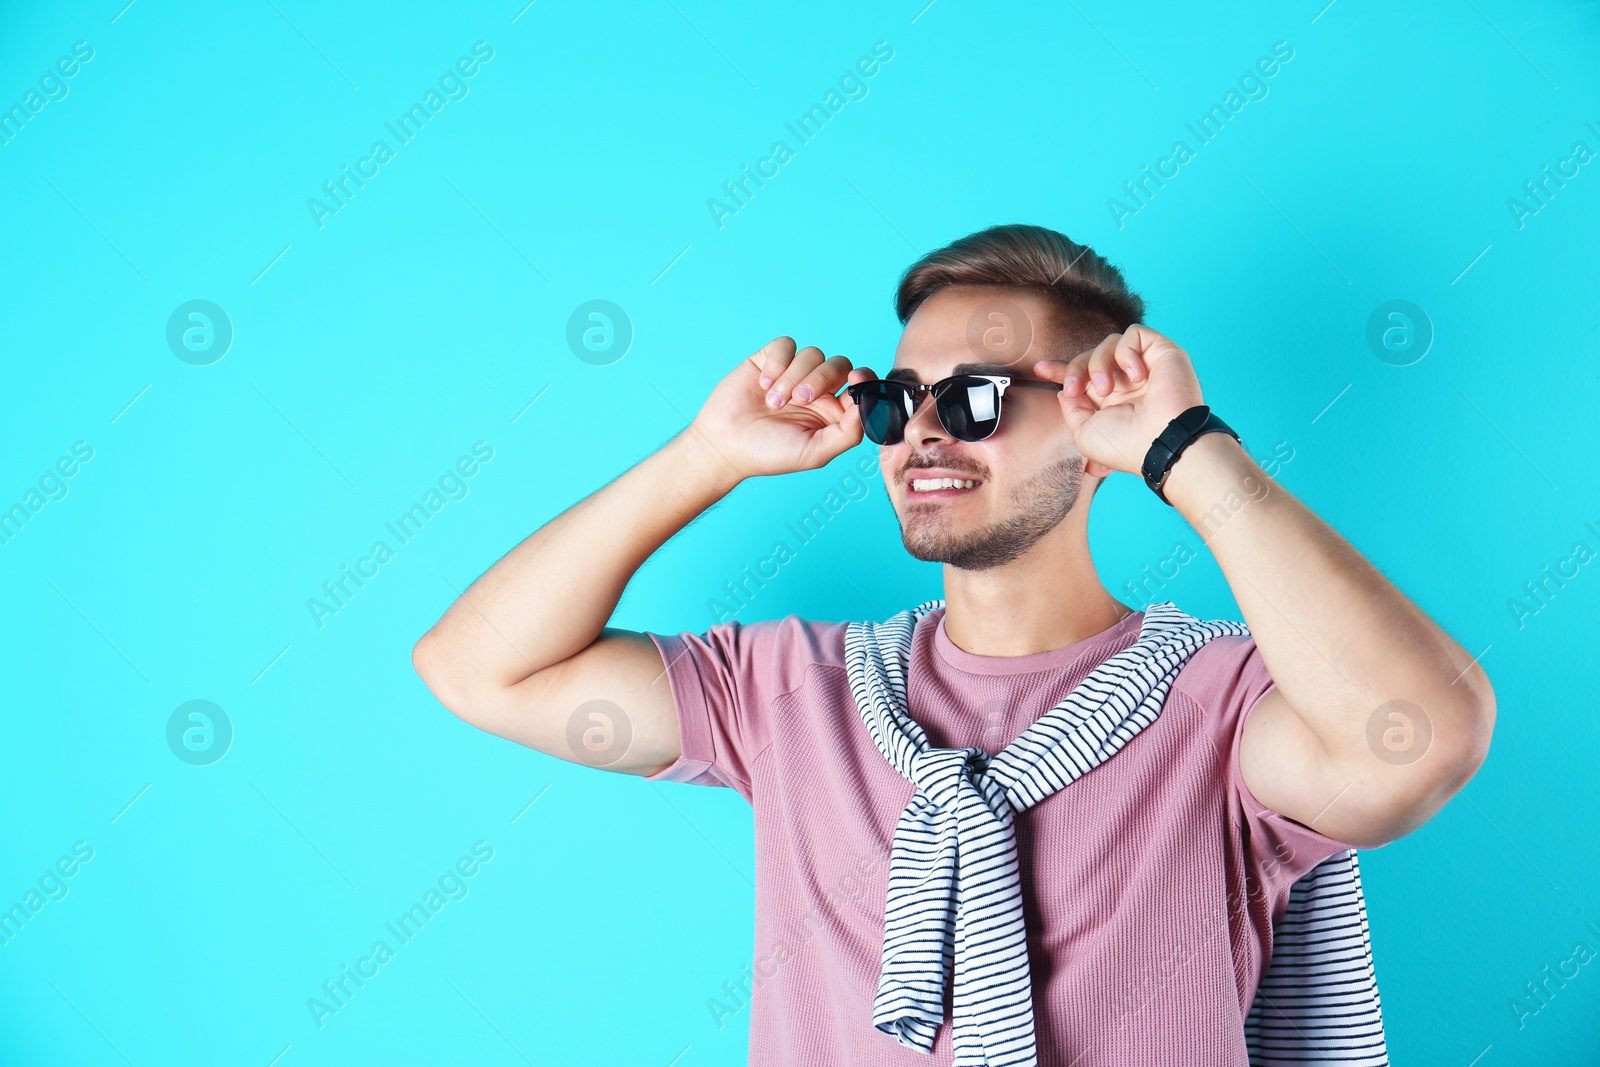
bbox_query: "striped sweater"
[646,605,1388,1065]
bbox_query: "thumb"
[806,401,865,467]
[1057,389,1097,441]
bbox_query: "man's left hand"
[1032,325,1205,477]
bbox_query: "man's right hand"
[415,336,878,780]
[689,337,873,479]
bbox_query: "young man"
[412,224,1495,1065]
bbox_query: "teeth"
[911,478,978,491]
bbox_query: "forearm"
[414,426,743,691]
[1161,432,1494,768]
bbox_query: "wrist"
[1140,405,1240,504]
[670,424,746,499]
[1159,431,1254,513]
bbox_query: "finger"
[1089,345,1123,397]
[767,345,826,408]
[835,395,863,433]
[1086,332,1130,395]
[1123,323,1159,351]
[752,336,796,390]
[792,354,853,406]
[1060,348,1097,397]
[1032,358,1068,382]
[1062,334,1113,396]
[1056,384,1098,437]
[812,391,866,459]
[1113,335,1146,383]
[835,366,877,414]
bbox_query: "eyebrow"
[884,362,1024,384]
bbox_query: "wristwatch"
[1140,404,1240,505]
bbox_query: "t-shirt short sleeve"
[1176,634,1368,892]
[640,616,799,802]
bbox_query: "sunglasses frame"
[845,373,1064,445]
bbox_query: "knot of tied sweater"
[906,745,1002,812]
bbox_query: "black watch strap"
[1140,405,1240,505]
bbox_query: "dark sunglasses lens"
[854,383,908,445]
[936,378,1001,441]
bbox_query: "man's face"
[879,286,1107,571]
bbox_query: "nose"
[903,388,952,446]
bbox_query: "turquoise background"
[2,0,1597,1063]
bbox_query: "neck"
[938,525,1132,659]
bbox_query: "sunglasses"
[844,373,1064,445]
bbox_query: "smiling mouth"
[907,477,982,498]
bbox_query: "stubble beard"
[896,454,1087,570]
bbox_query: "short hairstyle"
[894,223,1145,359]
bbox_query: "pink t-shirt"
[644,606,1362,1066]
